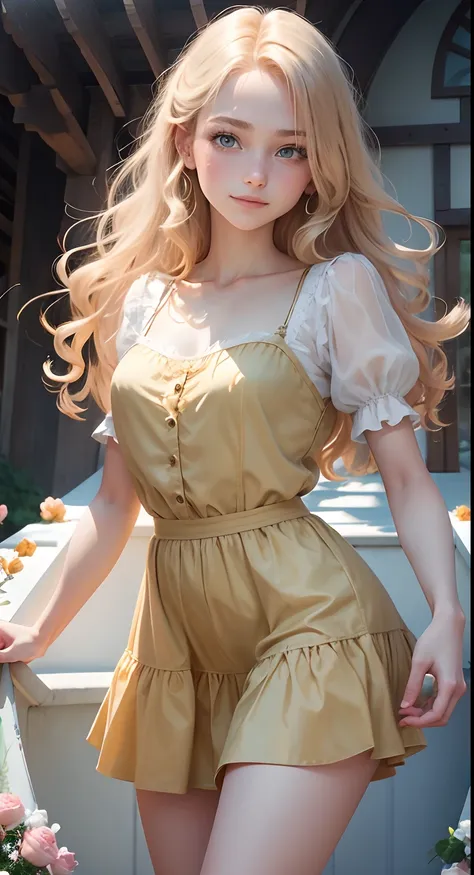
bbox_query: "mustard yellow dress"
[86,255,427,793]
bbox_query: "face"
[176,69,315,230]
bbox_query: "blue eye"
[277,146,308,160]
[211,133,238,149]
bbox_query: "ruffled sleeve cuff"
[351,394,421,444]
[91,412,117,445]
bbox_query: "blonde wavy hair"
[38,5,469,479]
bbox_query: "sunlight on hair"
[30,6,469,479]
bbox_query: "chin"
[221,212,277,231]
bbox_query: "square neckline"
[128,330,329,411]
[137,264,313,359]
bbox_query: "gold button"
[169,455,177,467]
[176,495,184,504]
[175,383,182,393]
[165,416,176,428]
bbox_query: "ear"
[304,182,316,196]
[175,125,196,170]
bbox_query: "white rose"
[23,807,48,829]
[459,819,471,844]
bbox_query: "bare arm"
[366,417,466,728]
[365,417,464,620]
[0,438,141,662]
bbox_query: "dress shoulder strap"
[141,277,174,338]
[275,265,312,338]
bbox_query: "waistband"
[153,497,311,540]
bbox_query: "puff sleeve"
[323,253,421,444]
[91,273,152,444]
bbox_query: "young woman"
[0,8,469,875]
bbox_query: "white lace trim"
[351,394,421,444]
[91,412,117,445]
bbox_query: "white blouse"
[92,252,421,446]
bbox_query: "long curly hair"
[36,6,469,479]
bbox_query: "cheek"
[194,142,229,193]
[275,163,313,201]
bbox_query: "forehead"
[198,69,303,132]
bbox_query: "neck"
[193,205,287,286]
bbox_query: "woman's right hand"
[0,621,46,664]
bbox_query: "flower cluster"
[430,819,470,871]
[0,494,66,591]
[0,539,38,581]
[39,500,66,524]
[453,505,471,522]
[0,793,78,874]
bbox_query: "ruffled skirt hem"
[86,628,427,793]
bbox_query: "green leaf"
[435,839,451,855]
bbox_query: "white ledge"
[10,663,113,707]
[449,513,471,567]
[1,470,470,630]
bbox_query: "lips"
[230,196,269,205]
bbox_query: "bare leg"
[137,787,220,875]
[200,752,378,875]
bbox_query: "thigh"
[200,752,378,875]
[137,787,220,875]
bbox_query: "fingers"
[399,661,431,709]
[399,678,467,728]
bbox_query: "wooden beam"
[0,213,13,237]
[305,0,355,37]
[189,0,208,29]
[53,0,127,118]
[2,0,84,121]
[372,121,471,147]
[0,238,11,267]
[123,0,167,79]
[0,16,35,96]
[0,142,17,172]
[2,0,96,174]
[433,144,451,213]
[9,90,96,175]
[436,208,471,227]
[0,176,15,203]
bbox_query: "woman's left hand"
[398,611,467,728]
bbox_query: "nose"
[244,158,267,188]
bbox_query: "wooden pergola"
[0,0,425,173]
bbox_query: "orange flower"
[454,505,471,522]
[7,557,24,574]
[40,496,67,523]
[14,538,37,557]
[0,556,8,573]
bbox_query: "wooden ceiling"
[0,0,426,180]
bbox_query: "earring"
[305,192,317,215]
[182,170,193,199]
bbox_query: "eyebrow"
[207,115,306,138]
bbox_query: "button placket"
[167,367,190,512]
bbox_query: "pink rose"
[50,847,79,874]
[20,826,59,867]
[0,793,25,828]
[0,505,7,523]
